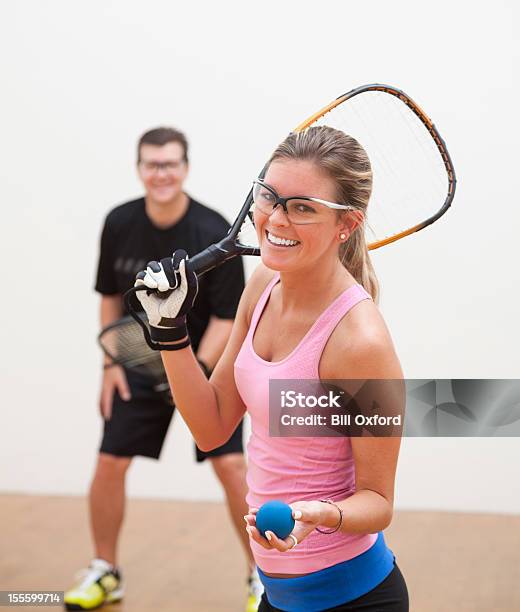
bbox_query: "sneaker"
[245,567,264,612]
[64,559,123,610]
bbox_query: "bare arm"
[100,295,124,352]
[196,316,234,371]
[318,306,404,534]
[99,294,130,417]
[161,266,274,451]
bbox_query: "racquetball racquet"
[189,83,456,273]
[98,313,169,390]
[116,83,456,352]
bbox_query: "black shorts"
[99,370,243,461]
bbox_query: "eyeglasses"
[139,160,185,174]
[252,179,356,225]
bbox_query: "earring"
[339,233,346,240]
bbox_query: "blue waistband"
[257,532,395,612]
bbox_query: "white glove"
[134,250,198,347]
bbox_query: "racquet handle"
[124,236,242,310]
[188,240,237,276]
[126,186,260,306]
[188,186,260,275]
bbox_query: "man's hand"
[99,365,131,420]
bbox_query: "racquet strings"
[229,91,450,252]
[98,315,168,387]
[310,90,450,247]
[235,204,261,251]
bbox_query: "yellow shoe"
[64,559,123,610]
[246,568,263,612]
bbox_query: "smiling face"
[137,142,188,205]
[253,159,351,273]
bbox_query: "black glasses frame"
[252,179,353,215]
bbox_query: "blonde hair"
[268,126,379,302]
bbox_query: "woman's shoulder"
[322,295,402,379]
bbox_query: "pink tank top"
[234,273,378,574]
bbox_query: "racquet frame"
[118,83,456,350]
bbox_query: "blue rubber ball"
[256,500,295,540]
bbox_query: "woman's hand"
[134,249,198,345]
[244,501,330,553]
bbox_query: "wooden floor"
[1,495,519,611]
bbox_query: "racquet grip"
[188,239,239,276]
[189,243,229,275]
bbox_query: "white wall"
[1,0,518,513]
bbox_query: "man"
[64,127,262,611]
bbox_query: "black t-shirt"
[95,197,245,351]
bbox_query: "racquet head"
[124,83,456,349]
[189,83,455,275]
[292,84,456,249]
[98,314,169,390]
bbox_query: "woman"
[136,126,409,611]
